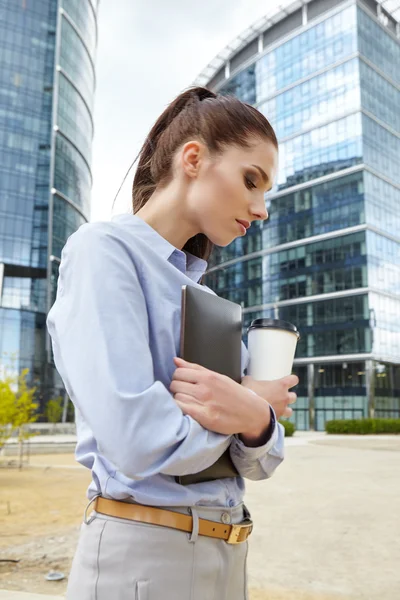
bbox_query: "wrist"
[239,399,272,447]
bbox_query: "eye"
[244,177,256,190]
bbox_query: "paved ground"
[0,593,62,600]
[3,435,76,457]
[246,434,400,599]
[4,434,77,447]
[1,432,399,599]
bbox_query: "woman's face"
[185,137,278,247]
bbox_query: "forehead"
[221,138,278,175]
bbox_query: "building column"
[302,3,308,26]
[366,359,375,418]
[308,363,315,430]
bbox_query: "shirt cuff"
[232,406,278,459]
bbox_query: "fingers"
[175,396,204,421]
[175,399,189,414]
[283,406,293,418]
[170,380,197,396]
[174,392,202,406]
[172,368,204,384]
[288,392,297,405]
[174,357,204,370]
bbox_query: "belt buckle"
[226,520,253,544]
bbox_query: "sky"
[90,0,281,222]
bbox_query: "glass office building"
[200,0,400,429]
[0,0,99,412]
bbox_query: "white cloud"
[90,0,281,222]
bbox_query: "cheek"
[207,169,240,208]
[191,165,243,225]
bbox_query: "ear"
[180,140,205,179]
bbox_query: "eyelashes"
[244,177,256,190]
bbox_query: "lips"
[236,220,249,235]
[236,219,250,229]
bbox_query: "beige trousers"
[66,502,250,600]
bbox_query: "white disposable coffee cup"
[247,319,300,381]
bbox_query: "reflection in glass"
[57,73,93,161]
[277,113,363,190]
[60,18,95,109]
[358,7,400,86]
[255,5,357,100]
[54,136,91,214]
[260,58,361,140]
[61,0,97,56]
[52,195,86,259]
[364,172,400,239]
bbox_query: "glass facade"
[357,5,400,85]
[261,5,357,101]
[205,0,400,429]
[207,232,368,307]
[259,58,361,140]
[0,0,98,412]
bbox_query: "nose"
[250,197,268,221]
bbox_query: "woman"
[47,86,298,600]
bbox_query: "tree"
[0,367,38,467]
[13,369,39,467]
[0,378,16,450]
[45,396,63,431]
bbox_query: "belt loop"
[188,507,199,543]
[243,504,251,521]
[83,494,100,525]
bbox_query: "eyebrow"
[251,164,268,184]
[251,164,273,190]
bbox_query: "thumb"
[281,374,299,388]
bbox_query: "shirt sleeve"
[229,406,285,480]
[46,224,231,481]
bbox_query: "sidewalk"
[3,434,77,457]
[4,429,327,446]
[0,592,63,600]
[5,434,77,445]
[1,430,327,457]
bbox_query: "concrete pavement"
[3,434,76,456]
[2,429,327,457]
[0,592,63,600]
[3,431,399,599]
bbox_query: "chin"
[203,226,237,247]
[209,234,236,247]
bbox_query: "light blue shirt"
[47,214,284,508]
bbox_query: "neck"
[135,183,198,250]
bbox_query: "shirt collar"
[111,213,208,283]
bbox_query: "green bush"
[325,418,400,435]
[279,419,296,437]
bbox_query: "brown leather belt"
[90,497,253,544]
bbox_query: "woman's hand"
[241,374,299,419]
[170,357,270,441]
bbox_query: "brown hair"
[132,86,278,261]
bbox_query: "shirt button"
[221,512,231,524]
[228,499,235,507]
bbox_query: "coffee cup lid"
[248,318,300,339]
